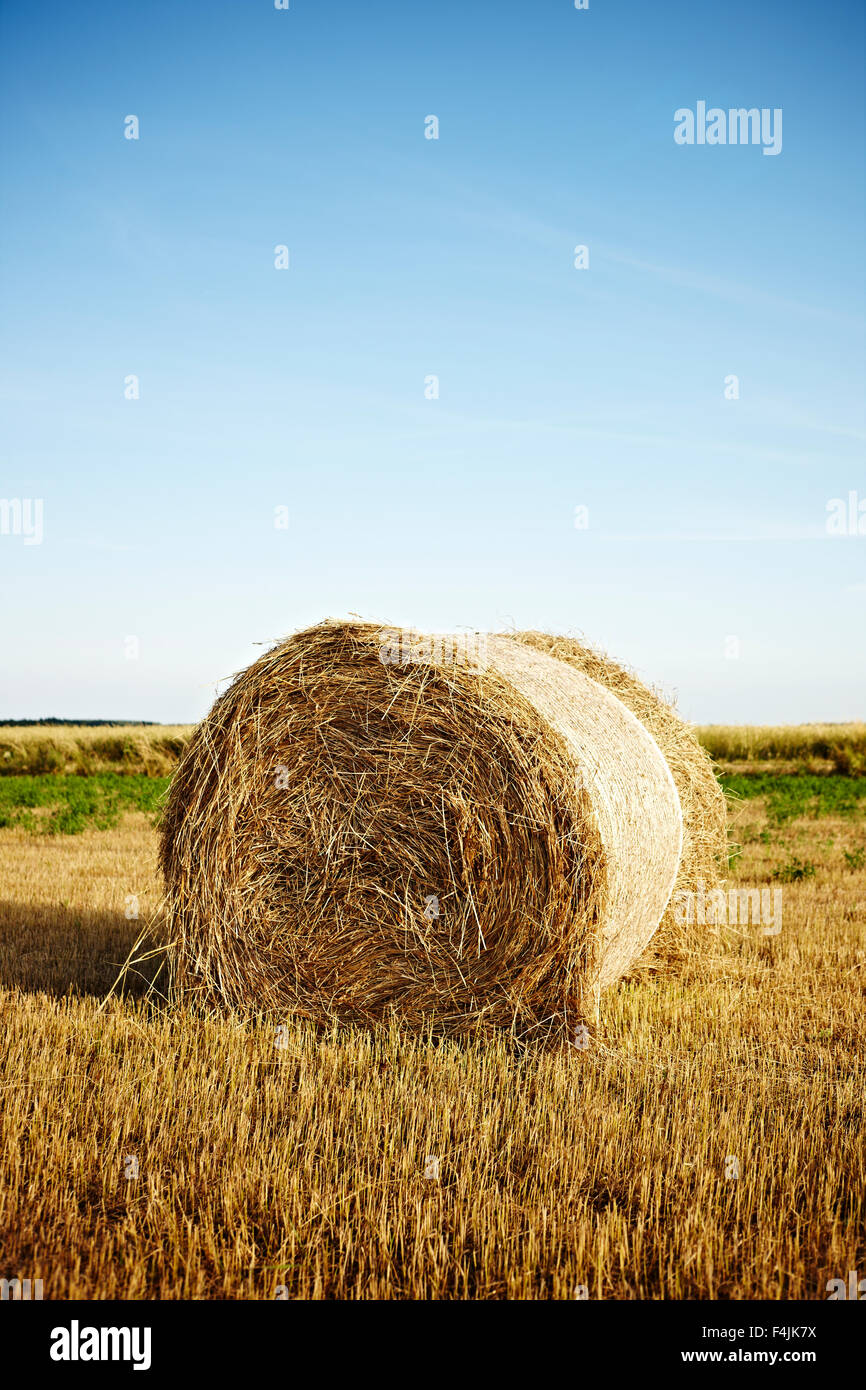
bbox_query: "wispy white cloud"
[593,525,832,543]
[599,246,863,327]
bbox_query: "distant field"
[0,725,191,777]
[2,721,864,777]
[696,723,866,774]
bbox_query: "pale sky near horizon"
[1,0,863,725]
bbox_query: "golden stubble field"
[0,772,864,1299]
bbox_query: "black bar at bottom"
[1,1297,858,1376]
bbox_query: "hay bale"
[510,630,728,968]
[160,621,689,1036]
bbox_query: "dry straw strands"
[161,621,724,1038]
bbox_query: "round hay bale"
[509,630,728,968]
[160,621,685,1036]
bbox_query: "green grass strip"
[0,774,171,835]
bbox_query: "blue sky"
[1,0,863,723]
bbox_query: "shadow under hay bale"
[0,900,165,999]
